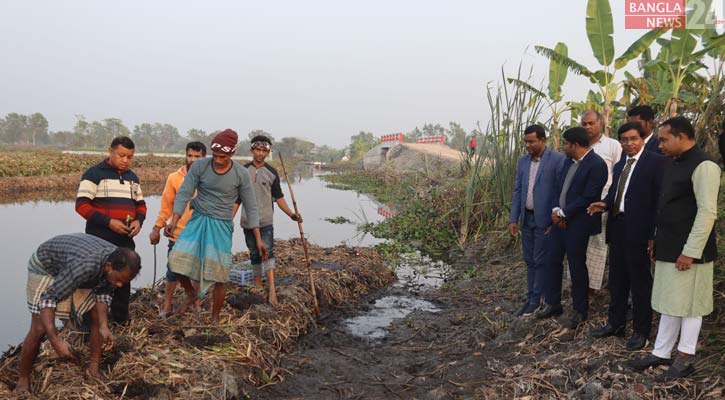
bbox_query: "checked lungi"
[586,213,608,290]
[26,251,108,325]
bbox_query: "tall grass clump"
[456,63,548,247]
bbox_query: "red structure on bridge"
[415,135,445,144]
[380,133,403,145]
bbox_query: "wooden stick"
[277,153,321,319]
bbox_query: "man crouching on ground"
[15,233,141,394]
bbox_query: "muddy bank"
[246,238,725,399]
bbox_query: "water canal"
[0,173,386,348]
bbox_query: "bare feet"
[268,295,279,308]
[86,364,107,382]
[13,378,30,394]
[176,295,197,315]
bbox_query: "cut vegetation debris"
[0,239,394,399]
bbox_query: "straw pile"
[0,239,395,399]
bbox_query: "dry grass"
[0,239,394,399]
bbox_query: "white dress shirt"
[617,145,645,213]
[553,149,592,218]
[591,134,622,200]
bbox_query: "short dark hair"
[660,116,695,139]
[107,248,142,278]
[618,122,646,139]
[110,136,135,150]
[186,141,207,156]
[627,105,655,121]
[251,135,272,145]
[524,125,546,140]
[563,127,590,147]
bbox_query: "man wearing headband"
[242,135,301,306]
[166,129,266,325]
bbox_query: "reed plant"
[456,64,548,247]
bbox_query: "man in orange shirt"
[149,141,206,317]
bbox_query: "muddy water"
[0,174,384,348]
[344,252,449,339]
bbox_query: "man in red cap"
[166,129,267,324]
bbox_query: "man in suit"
[627,105,661,155]
[509,125,566,316]
[628,117,720,381]
[536,127,608,329]
[588,122,665,350]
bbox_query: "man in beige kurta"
[628,116,720,381]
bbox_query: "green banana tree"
[535,0,665,136]
[644,26,724,117]
[508,42,570,149]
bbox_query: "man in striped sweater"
[76,136,147,324]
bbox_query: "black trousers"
[607,216,653,336]
[84,236,134,325]
[544,223,591,315]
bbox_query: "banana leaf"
[585,0,614,67]
[614,29,666,69]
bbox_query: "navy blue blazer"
[604,150,665,245]
[644,134,662,155]
[509,147,567,229]
[554,150,608,236]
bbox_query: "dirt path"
[245,249,724,400]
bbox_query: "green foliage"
[372,241,416,271]
[324,216,353,224]
[585,0,614,67]
[370,196,457,258]
[0,112,49,146]
[349,131,377,160]
[322,171,414,204]
[132,122,182,153]
[275,137,315,159]
[548,42,569,103]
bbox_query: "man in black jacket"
[588,122,664,350]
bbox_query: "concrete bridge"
[363,133,461,171]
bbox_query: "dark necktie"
[612,158,636,215]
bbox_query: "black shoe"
[513,302,529,317]
[591,324,625,338]
[566,312,587,329]
[535,304,563,319]
[627,354,673,371]
[521,303,539,316]
[626,333,648,351]
[655,354,695,381]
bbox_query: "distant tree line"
[0,112,476,162]
[0,113,345,162]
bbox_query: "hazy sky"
[1,1,659,148]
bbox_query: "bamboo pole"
[277,153,320,318]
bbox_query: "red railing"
[380,132,403,144]
[415,135,445,144]
[377,206,396,218]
